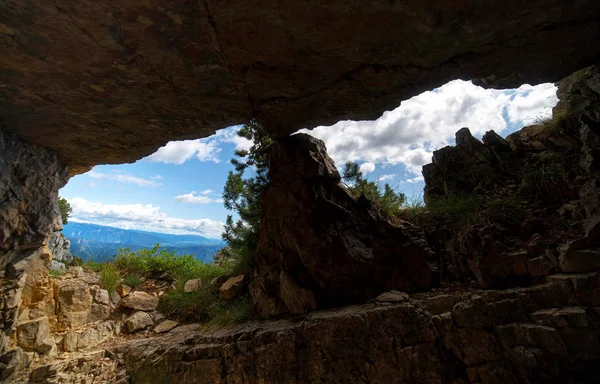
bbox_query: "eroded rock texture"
[2,1,600,170]
[250,134,438,316]
[421,66,600,289]
[120,272,600,384]
[0,128,67,372]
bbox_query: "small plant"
[48,269,66,278]
[82,260,103,272]
[522,151,566,201]
[100,263,120,293]
[158,285,217,322]
[428,194,478,228]
[207,296,254,327]
[121,273,145,288]
[536,109,570,135]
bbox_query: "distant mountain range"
[63,222,225,263]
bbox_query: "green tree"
[341,161,407,215]
[221,121,272,272]
[58,196,72,225]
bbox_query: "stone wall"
[0,128,67,376]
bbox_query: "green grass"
[121,273,145,288]
[522,151,566,200]
[82,260,104,272]
[537,109,569,135]
[48,269,66,278]
[158,285,218,322]
[207,296,254,327]
[100,264,120,293]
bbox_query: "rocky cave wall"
[0,129,67,375]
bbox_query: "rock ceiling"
[1,0,599,171]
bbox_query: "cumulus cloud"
[301,80,558,176]
[146,126,253,165]
[146,139,221,164]
[359,162,376,174]
[87,170,162,187]
[174,191,223,204]
[68,197,224,238]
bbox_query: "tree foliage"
[342,161,407,216]
[221,121,272,273]
[58,196,72,225]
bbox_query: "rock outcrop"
[47,232,73,271]
[0,128,67,371]
[421,66,600,289]
[120,271,600,383]
[2,2,600,170]
[251,133,438,316]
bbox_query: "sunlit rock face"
[1,1,600,171]
[0,129,67,369]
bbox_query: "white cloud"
[87,170,162,187]
[152,175,163,180]
[359,162,375,174]
[404,176,425,184]
[68,197,224,238]
[174,191,223,204]
[378,174,396,182]
[144,125,252,165]
[85,182,97,188]
[146,139,221,164]
[301,80,558,176]
[200,189,213,195]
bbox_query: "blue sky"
[60,80,558,238]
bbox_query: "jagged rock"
[20,251,56,324]
[48,231,73,265]
[50,260,67,272]
[90,286,111,321]
[28,349,130,384]
[109,291,121,309]
[125,312,154,333]
[63,321,121,352]
[121,292,159,311]
[183,279,201,293]
[218,275,245,301]
[16,317,51,354]
[153,320,179,334]
[559,219,600,272]
[252,134,438,316]
[116,285,132,297]
[54,278,92,329]
[0,348,32,381]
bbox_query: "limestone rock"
[121,291,159,311]
[0,348,32,381]
[218,275,246,301]
[63,321,121,352]
[16,317,51,354]
[252,134,438,316]
[125,312,154,333]
[90,286,111,321]
[183,279,201,293]
[117,285,132,297]
[109,291,122,309]
[54,278,92,328]
[48,231,73,265]
[153,320,179,334]
[559,220,600,273]
[50,260,67,272]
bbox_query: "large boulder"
[218,275,246,301]
[251,134,438,317]
[121,292,159,311]
[48,231,73,268]
[54,278,92,329]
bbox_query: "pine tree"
[221,121,272,272]
[58,197,72,225]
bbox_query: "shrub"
[100,263,120,293]
[208,296,254,327]
[48,269,66,278]
[158,285,217,322]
